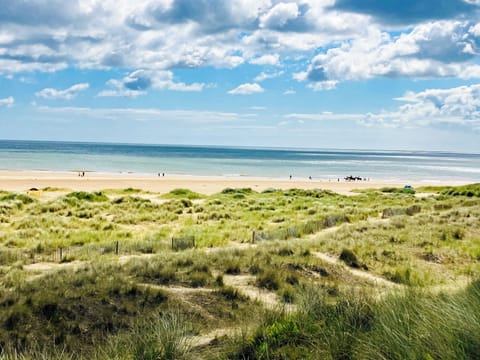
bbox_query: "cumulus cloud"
[0,0,480,97]
[249,54,281,66]
[0,0,103,26]
[286,83,480,130]
[36,83,89,100]
[390,84,480,128]
[148,0,270,33]
[260,2,300,30]
[98,70,204,97]
[0,96,14,107]
[333,0,479,25]
[303,21,480,85]
[0,0,373,75]
[228,83,264,95]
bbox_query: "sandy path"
[191,327,235,348]
[138,283,215,294]
[312,252,399,288]
[23,260,86,273]
[223,274,296,312]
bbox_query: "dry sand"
[0,170,448,195]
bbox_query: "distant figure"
[337,178,340,182]
[309,176,312,180]
[289,174,292,180]
[82,171,85,177]
[162,173,165,177]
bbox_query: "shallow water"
[0,140,479,182]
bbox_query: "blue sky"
[0,0,480,152]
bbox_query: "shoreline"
[0,170,470,195]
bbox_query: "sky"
[0,0,480,152]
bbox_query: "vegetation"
[227,281,480,359]
[0,184,478,358]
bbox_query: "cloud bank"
[287,83,480,131]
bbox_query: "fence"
[3,213,349,264]
[1,235,198,265]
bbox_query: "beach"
[0,170,454,195]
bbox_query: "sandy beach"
[0,170,455,195]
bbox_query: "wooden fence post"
[252,231,256,244]
[58,247,63,262]
[115,241,119,255]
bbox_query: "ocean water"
[0,140,479,183]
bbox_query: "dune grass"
[0,184,479,358]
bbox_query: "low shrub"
[256,271,280,291]
[278,248,294,256]
[224,263,241,275]
[339,249,364,269]
[65,191,108,202]
[162,189,204,200]
[216,286,246,301]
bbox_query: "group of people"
[344,175,369,181]
[288,174,370,181]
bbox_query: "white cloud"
[304,21,480,84]
[286,83,480,130]
[259,2,300,29]
[0,96,14,107]
[249,54,281,66]
[97,79,145,98]
[390,84,480,127]
[292,71,307,81]
[228,83,265,95]
[0,0,479,97]
[307,80,337,91]
[254,70,284,82]
[283,89,296,95]
[98,70,204,97]
[0,1,373,75]
[36,83,89,100]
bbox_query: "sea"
[0,140,479,183]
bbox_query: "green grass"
[0,184,479,358]
[161,188,205,200]
[227,279,480,359]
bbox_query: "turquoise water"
[0,140,479,183]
